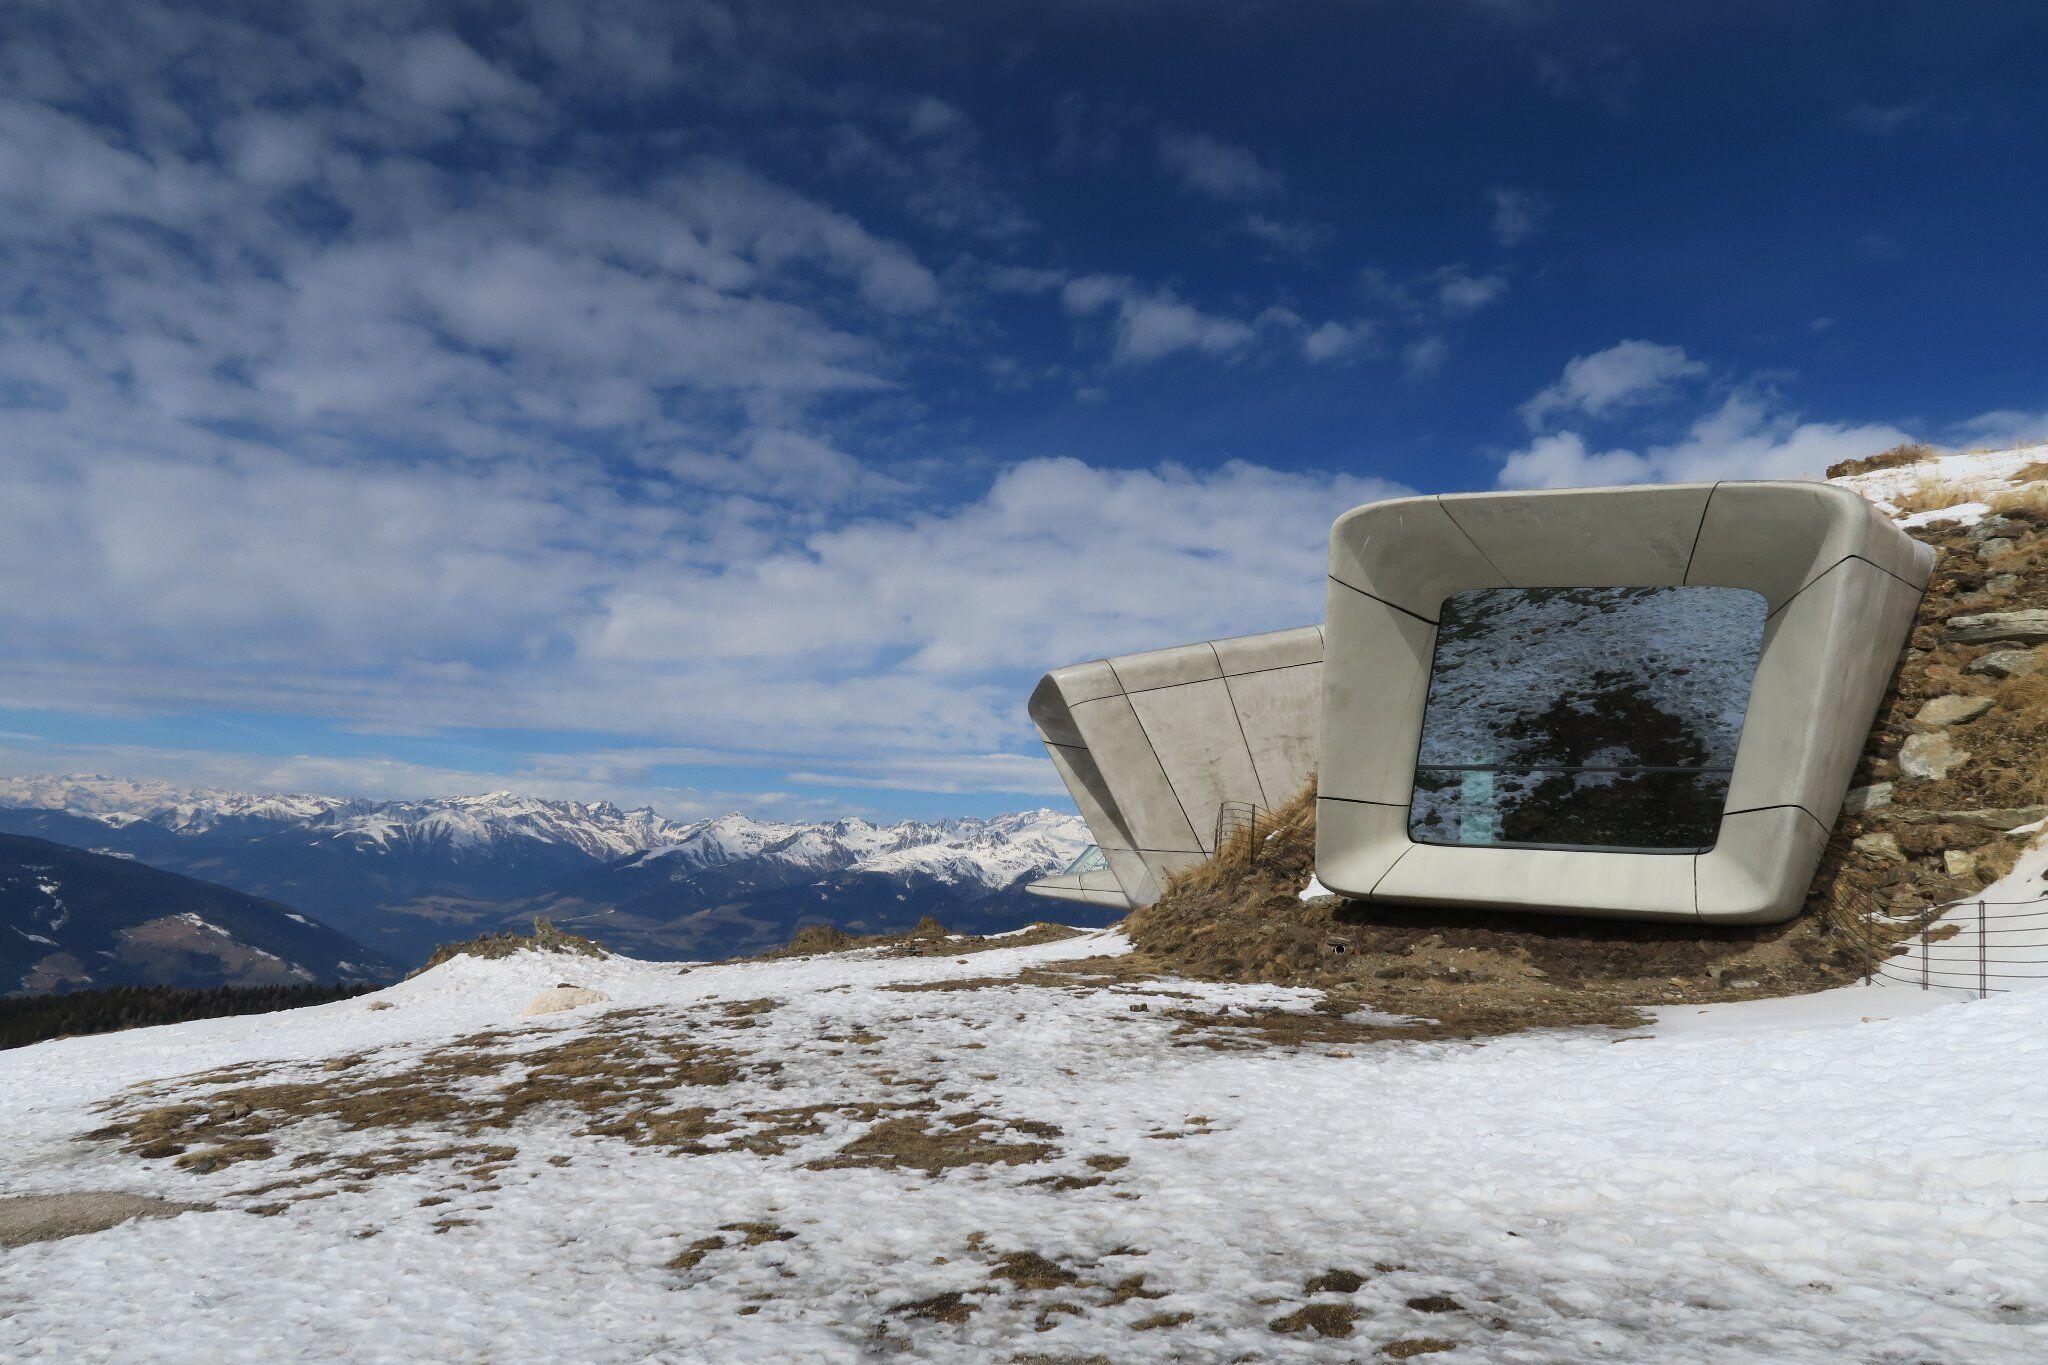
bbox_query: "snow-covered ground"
[4,923,2045,1363]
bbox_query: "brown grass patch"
[1828,442,1936,480]
[1383,1339,1459,1359]
[416,918,606,975]
[806,1111,1060,1174]
[769,918,1088,960]
[1270,1302,1362,1338]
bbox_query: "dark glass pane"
[1409,586,1767,853]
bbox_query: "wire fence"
[1834,889,2048,997]
[1213,800,1273,860]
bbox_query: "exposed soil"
[0,1191,206,1248]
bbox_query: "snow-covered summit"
[625,807,1088,890]
[0,775,1089,888]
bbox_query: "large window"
[1409,586,1767,853]
[1062,845,1111,876]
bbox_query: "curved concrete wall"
[1028,625,1323,908]
[1316,480,1934,925]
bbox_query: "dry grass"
[1827,441,1937,480]
[766,918,1085,960]
[1123,780,1878,1035]
[415,918,606,975]
[1888,479,1989,516]
[1987,481,2048,517]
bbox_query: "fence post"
[1980,900,1988,1001]
[1921,921,1929,992]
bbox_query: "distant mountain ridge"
[0,776,1098,966]
[1,832,397,995]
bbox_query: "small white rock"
[1853,831,1904,863]
[1944,849,1979,880]
[1914,694,1994,727]
[1899,732,1967,781]
[524,986,610,1017]
[1842,782,1893,815]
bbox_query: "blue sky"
[3,0,2045,821]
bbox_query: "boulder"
[1898,732,1967,781]
[1965,648,2043,679]
[1944,849,1979,880]
[1946,610,2048,646]
[523,985,610,1016]
[1978,537,2018,561]
[1842,782,1893,815]
[1986,574,2022,596]
[1914,694,1994,727]
[1852,831,1904,863]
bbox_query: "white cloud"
[1238,215,1333,254]
[1060,274,1257,364]
[1156,129,1283,201]
[1402,335,1450,379]
[1952,408,2048,448]
[1499,389,1915,489]
[1489,186,1551,246]
[1841,101,1926,135]
[1431,265,1509,317]
[1301,320,1378,363]
[1520,339,1707,428]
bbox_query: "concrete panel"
[1043,659,1124,708]
[1224,662,1322,808]
[1328,495,1507,620]
[1318,480,1927,925]
[1437,484,1713,589]
[1317,581,1437,805]
[1212,625,1324,675]
[1369,840,1699,921]
[1111,641,1222,693]
[1696,807,1830,923]
[1030,624,1325,909]
[1069,693,1204,855]
[1724,560,1924,817]
[1686,482,1935,608]
[1040,740,1129,859]
[1313,798,1413,901]
[1129,678,1269,850]
[1024,868,1132,910]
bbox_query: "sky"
[3,0,2046,823]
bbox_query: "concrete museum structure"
[1030,479,1932,925]
[1025,626,1323,910]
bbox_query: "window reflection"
[1409,586,1767,853]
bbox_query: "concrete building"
[1025,626,1323,909]
[1315,481,1932,924]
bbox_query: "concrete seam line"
[1114,659,1319,697]
[1326,573,1439,626]
[1214,642,1276,812]
[1433,495,1516,588]
[1681,482,1721,586]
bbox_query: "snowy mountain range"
[0,776,1097,969]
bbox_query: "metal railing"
[1834,891,2048,998]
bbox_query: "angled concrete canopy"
[1029,625,1323,909]
[1317,481,1933,924]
